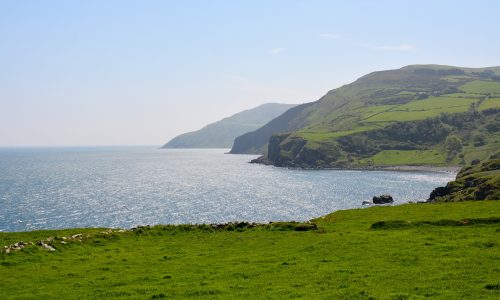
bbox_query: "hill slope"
[162,103,295,148]
[231,65,500,168]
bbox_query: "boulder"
[372,194,394,204]
[37,240,56,251]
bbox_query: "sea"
[0,147,456,232]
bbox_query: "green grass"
[479,98,500,111]
[364,97,478,122]
[295,125,377,142]
[460,80,500,94]
[361,150,447,165]
[1,201,499,299]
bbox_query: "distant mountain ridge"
[162,103,296,149]
[230,65,500,168]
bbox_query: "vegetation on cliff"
[232,65,500,168]
[429,156,500,202]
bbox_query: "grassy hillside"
[162,103,295,149]
[231,65,500,168]
[1,201,499,299]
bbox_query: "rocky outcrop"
[2,241,32,254]
[428,158,500,202]
[372,195,394,204]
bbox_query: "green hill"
[162,103,295,149]
[230,65,500,168]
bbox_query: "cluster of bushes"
[336,110,498,161]
[131,221,319,234]
[472,70,500,81]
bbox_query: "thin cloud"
[361,43,416,51]
[317,33,341,39]
[374,44,415,51]
[269,48,285,55]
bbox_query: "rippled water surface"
[0,147,455,231]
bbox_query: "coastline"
[249,156,461,174]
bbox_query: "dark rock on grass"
[372,194,394,204]
[37,240,56,251]
[429,186,450,200]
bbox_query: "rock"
[428,186,450,201]
[71,234,83,239]
[2,241,30,253]
[13,241,26,249]
[372,194,394,204]
[362,200,373,205]
[37,240,56,251]
[60,241,68,245]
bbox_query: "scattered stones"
[372,194,394,204]
[2,241,32,253]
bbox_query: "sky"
[1,0,499,147]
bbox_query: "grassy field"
[460,80,500,94]
[479,98,500,111]
[1,201,499,299]
[360,150,447,166]
[362,96,478,123]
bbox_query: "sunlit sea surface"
[0,147,456,232]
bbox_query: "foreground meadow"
[1,201,499,299]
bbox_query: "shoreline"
[0,201,430,234]
[249,156,461,175]
[263,163,460,175]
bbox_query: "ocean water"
[0,147,455,232]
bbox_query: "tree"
[473,134,486,147]
[445,135,463,154]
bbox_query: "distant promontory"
[162,103,295,149]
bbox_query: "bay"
[0,147,455,232]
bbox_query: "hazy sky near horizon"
[1,0,499,147]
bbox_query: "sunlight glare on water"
[0,147,456,231]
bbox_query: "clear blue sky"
[1,0,499,146]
